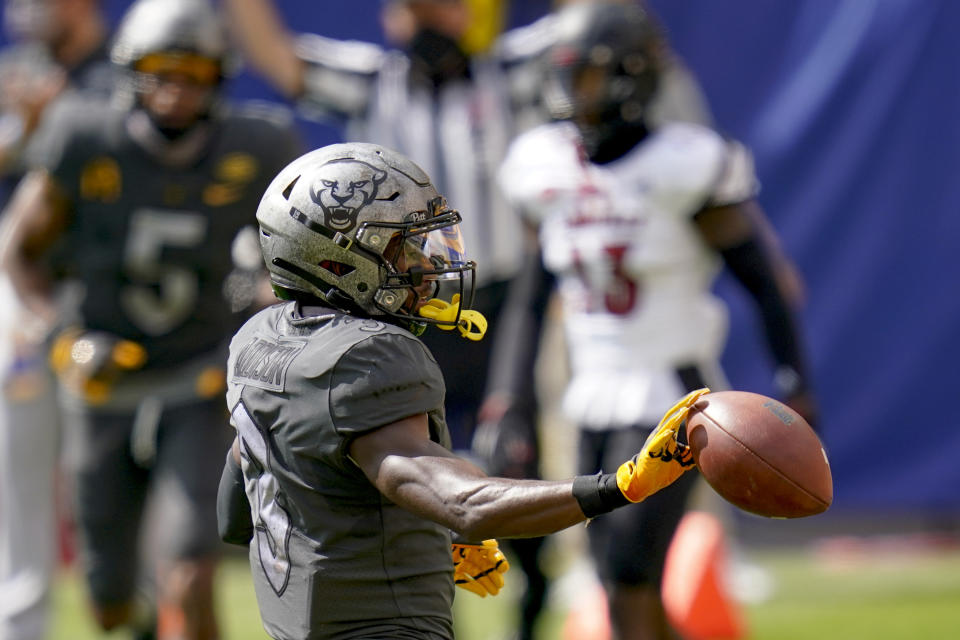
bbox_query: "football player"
[488,4,818,640]
[0,1,301,638]
[216,141,709,640]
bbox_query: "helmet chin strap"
[418,294,487,341]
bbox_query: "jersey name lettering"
[233,335,305,391]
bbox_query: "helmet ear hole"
[282,176,300,200]
[318,260,355,277]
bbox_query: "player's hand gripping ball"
[451,539,510,597]
[616,388,710,502]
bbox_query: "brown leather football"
[686,390,833,518]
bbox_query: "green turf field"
[47,545,960,640]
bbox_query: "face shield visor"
[134,52,222,87]
[362,197,484,338]
[404,216,468,282]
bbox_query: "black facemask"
[407,27,471,90]
[585,119,649,165]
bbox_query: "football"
[685,390,832,518]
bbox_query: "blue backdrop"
[3,0,957,514]
[647,0,960,514]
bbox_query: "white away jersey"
[498,121,757,428]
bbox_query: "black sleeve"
[217,449,254,545]
[484,246,556,408]
[719,236,811,395]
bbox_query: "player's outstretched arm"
[349,413,585,540]
[348,391,706,541]
[0,71,66,174]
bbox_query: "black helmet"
[544,2,664,158]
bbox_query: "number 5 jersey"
[25,97,302,408]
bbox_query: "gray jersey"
[226,303,454,640]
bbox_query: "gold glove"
[49,328,147,405]
[616,388,710,502]
[451,538,510,597]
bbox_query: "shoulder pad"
[498,121,582,222]
[641,123,758,208]
[329,329,444,437]
[23,96,117,170]
[708,138,759,206]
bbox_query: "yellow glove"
[451,538,510,597]
[418,294,487,341]
[616,388,710,502]
[49,328,147,405]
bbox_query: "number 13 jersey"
[498,120,758,428]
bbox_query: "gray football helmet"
[257,143,480,333]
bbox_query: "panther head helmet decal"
[308,159,388,231]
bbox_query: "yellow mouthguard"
[418,294,487,341]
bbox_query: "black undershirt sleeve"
[217,449,254,546]
[719,236,810,395]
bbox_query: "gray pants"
[0,368,60,640]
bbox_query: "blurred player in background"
[216,141,709,640]
[489,3,818,639]
[0,0,301,638]
[0,1,112,638]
